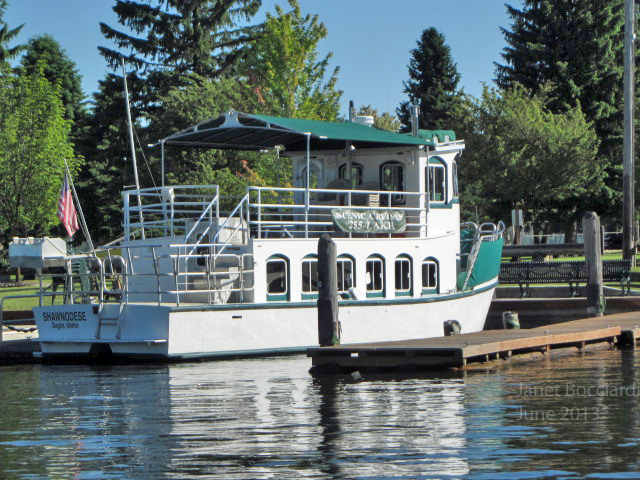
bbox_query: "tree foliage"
[20,34,86,124]
[0,0,24,65]
[0,66,78,240]
[358,104,400,132]
[495,0,625,219]
[459,86,602,232]
[74,73,151,243]
[99,0,262,118]
[397,28,461,131]
[245,0,341,120]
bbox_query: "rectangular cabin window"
[428,164,446,202]
[266,259,288,299]
[395,258,412,295]
[381,162,405,205]
[421,261,438,292]
[366,258,384,296]
[337,258,354,293]
[301,259,318,294]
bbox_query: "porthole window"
[266,256,289,301]
[380,161,405,205]
[366,255,385,298]
[421,258,439,294]
[337,255,355,293]
[395,255,412,296]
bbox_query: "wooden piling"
[583,212,604,317]
[317,234,340,346]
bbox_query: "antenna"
[121,57,145,239]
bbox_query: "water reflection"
[1,349,640,479]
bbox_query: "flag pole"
[64,159,95,254]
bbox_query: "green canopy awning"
[159,111,436,151]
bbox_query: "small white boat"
[26,110,504,360]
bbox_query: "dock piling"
[317,234,340,346]
[583,212,604,317]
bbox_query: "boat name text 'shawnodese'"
[42,311,87,330]
[332,209,407,234]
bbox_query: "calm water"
[1,349,640,479]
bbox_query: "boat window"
[427,160,446,203]
[301,256,318,295]
[452,158,459,198]
[421,258,439,294]
[366,256,385,297]
[339,162,364,189]
[380,161,405,205]
[337,256,355,293]
[266,257,288,300]
[302,165,321,189]
[394,255,412,295]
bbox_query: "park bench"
[499,259,632,297]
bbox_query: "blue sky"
[4,0,523,117]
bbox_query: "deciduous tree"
[460,86,602,235]
[245,0,341,120]
[0,66,78,241]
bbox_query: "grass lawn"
[0,281,67,311]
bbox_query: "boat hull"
[33,281,497,360]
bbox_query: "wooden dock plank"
[308,313,636,373]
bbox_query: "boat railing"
[122,246,254,306]
[460,221,505,291]
[247,186,429,239]
[123,185,220,240]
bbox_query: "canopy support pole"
[305,133,311,239]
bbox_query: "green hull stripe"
[170,279,498,313]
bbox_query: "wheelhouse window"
[421,259,439,294]
[380,161,405,205]
[339,162,364,189]
[366,255,385,297]
[301,255,318,299]
[337,255,355,293]
[302,165,321,189]
[427,159,446,203]
[452,158,459,198]
[395,255,412,296]
[266,256,289,301]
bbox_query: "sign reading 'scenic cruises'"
[332,209,407,234]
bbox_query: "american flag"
[57,172,79,238]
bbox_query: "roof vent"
[354,115,374,127]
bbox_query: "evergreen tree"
[99,0,262,114]
[75,73,149,244]
[0,0,24,65]
[20,34,86,124]
[397,28,461,131]
[495,0,625,219]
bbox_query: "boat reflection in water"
[2,349,640,478]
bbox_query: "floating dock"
[308,313,640,374]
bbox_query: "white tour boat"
[18,110,504,360]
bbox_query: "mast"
[623,0,635,260]
[121,57,145,239]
